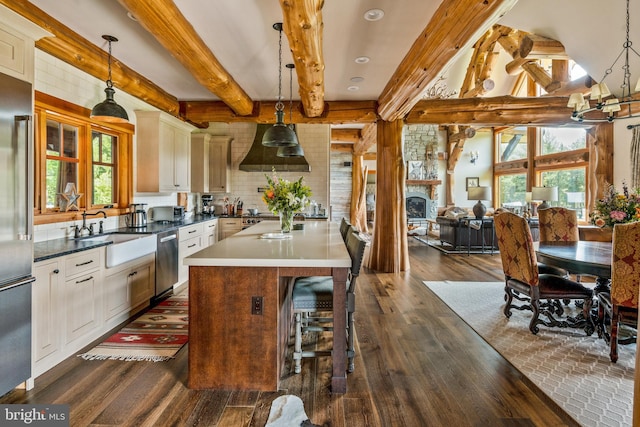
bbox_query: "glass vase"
[279,210,294,233]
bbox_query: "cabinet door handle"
[76,260,94,267]
[128,271,138,277]
[53,269,60,274]
[188,243,196,248]
[188,230,197,234]
[76,276,93,284]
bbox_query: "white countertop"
[184,220,351,267]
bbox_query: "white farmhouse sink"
[82,233,157,267]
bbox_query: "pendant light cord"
[289,65,294,124]
[276,26,284,112]
[106,38,114,89]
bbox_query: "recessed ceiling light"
[364,8,385,21]
[355,56,370,64]
[350,77,364,83]
[347,85,360,91]
[127,11,138,21]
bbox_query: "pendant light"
[262,23,297,147]
[277,63,305,157]
[91,35,129,123]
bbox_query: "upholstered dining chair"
[291,230,367,374]
[339,217,352,241]
[537,207,580,279]
[494,211,595,335]
[597,221,640,362]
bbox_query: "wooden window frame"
[34,91,135,225]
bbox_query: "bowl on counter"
[247,208,259,216]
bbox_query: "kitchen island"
[184,220,351,393]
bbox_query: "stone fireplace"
[406,192,437,220]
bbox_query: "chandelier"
[568,0,640,124]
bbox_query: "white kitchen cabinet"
[191,133,233,193]
[209,136,233,193]
[64,249,102,345]
[219,217,242,240]
[32,259,63,373]
[104,253,155,325]
[203,218,218,246]
[0,7,50,83]
[178,223,204,285]
[135,110,194,193]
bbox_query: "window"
[91,131,117,206]
[45,120,79,209]
[494,126,590,220]
[34,92,134,224]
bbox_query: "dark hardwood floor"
[0,238,579,426]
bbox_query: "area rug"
[422,238,497,255]
[78,294,188,362]
[423,281,635,427]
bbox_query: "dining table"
[184,220,352,394]
[535,240,612,293]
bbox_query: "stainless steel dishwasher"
[155,230,178,298]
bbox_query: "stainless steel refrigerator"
[0,72,34,396]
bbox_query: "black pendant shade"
[277,125,304,157]
[91,86,129,123]
[262,110,298,147]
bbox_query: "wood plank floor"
[0,238,580,426]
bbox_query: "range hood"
[239,124,310,172]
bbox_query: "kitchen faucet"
[73,210,107,237]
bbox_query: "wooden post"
[351,154,368,233]
[368,119,409,273]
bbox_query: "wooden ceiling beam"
[377,0,518,122]
[354,123,377,155]
[180,100,378,124]
[117,0,254,116]
[407,95,580,126]
[279,0,325,118]
[331,129,361,143]
[0,0,181,116]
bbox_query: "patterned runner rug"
[423,281,635,427]
[78,294,188,362]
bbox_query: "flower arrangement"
[262,170,311,223]
[590,182,640,228]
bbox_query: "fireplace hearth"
[406,192,436,220]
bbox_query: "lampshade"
[525,191,532,203]
[567,93,585,110]
[531,186,558,202]
[467,186,491,201]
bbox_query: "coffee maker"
[201,194,214,214]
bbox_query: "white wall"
[613,120,635,189]
[451,129,494,208]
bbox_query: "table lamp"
[468,186,491,219]
[532,186,558,210]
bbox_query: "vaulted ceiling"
[3,0,639,128]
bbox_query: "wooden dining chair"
[291,230,367,374]
[597,221,640,362]
[494,212,595,335]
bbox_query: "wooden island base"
[188,264,348,392]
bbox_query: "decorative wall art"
[58,182,82,212]
[466,177,479,190]
[407,161,425,180]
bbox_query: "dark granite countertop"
[34,214,220,262]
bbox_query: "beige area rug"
[423,281,635,427]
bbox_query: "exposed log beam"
[279,0,325,118]
[377,0,518,122]
[354,123,377,155]
[330,143,354,153]
[331,129,360,143]
[117,0,254,116]
[519,33,568,59]
[406,95,579,126]
[180,100,378,124]
[0,0,181,116]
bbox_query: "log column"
[369,119,409,272]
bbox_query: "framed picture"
[466,177,479,190]
[407,161,424,180]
